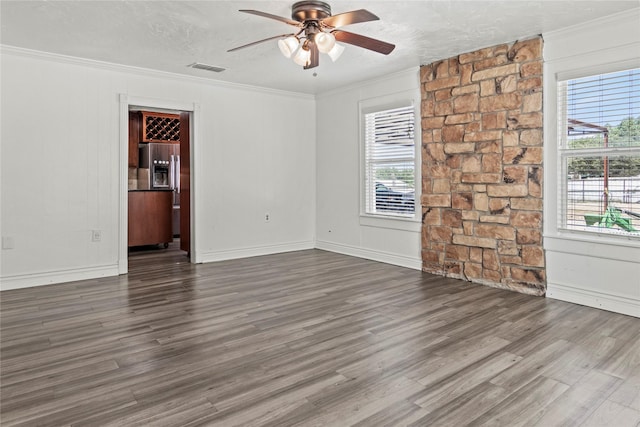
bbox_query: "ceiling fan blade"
[227,34,293,52]
[304,42,319,69]
[321,9,379,28]
[239,10,302,27]
[332,30,395,55]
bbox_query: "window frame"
[359,90,421,227]
[555,66,640,241]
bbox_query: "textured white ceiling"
[2,1,639,94]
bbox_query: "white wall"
[0,47,316,290]
[315,68,422,270]
[543,9,640,317]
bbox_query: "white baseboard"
[1,241,418,290]
[315,240,422,270]
[1,264,120,291]
[547,281,640,318]
[198,240,315,263]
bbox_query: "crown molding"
[315,66,420,100]
[1,45,315,101]
[543,7,640,41]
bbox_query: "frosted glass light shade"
[293,46,311,66]
[315,32,336,53]
[278,36,299,58]
[327,43,345,62]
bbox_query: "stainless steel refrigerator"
[139,143,181,235]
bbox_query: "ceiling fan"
[227,1,395,69]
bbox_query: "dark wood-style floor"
[1,245,639,426]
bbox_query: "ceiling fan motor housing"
[292,1,332,22]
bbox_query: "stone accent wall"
[420,37,545,296]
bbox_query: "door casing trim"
[118,94,199,274]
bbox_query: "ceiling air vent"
[188,62,226,73]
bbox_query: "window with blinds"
[557,68,640,237]
[364,104,416,217]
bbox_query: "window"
[363,104,416,218]
[557,68,640,237]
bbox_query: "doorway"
[127,108,190,261]
[118,95,196,275]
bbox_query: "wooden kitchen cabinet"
[128,191,173,247]
[128,112,141,167]
[129,111,180,167]
[140,111,180,143]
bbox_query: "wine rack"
[141,112,180,142]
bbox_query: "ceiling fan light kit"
[293,43,311,66]
[278,35,300,58]
[228,1,395,70]
[327,41,345,62]
[314,31,335,53]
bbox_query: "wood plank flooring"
[1,246,639,426]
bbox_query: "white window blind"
[557,68,640,237]
[364,104,416,217]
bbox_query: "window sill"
[359,214,422,232]
[546,227,640,249]
[560,225,639,239]
[544,230,640,264]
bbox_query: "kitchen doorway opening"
[118,95,197,275]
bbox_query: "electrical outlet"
[91,230,102,242]
[2,236,14,249]
[265,213,270,222]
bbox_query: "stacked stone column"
[420,37,545,296]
